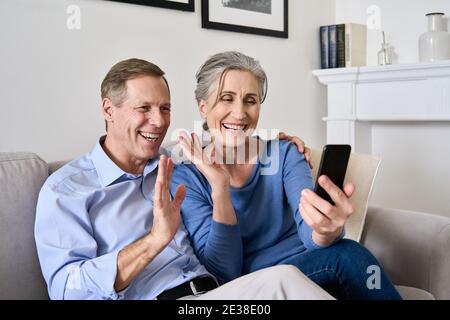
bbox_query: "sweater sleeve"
[170,164,243,283]
[281,142,344,250]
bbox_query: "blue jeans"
[282,239,402,300]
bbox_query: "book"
[328,25,337,68]
[320,25,329,69]
[345,23,367,67]
[319,23,367,69]
[336,24,346,68]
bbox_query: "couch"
[1,150,449,300]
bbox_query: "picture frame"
[201,0,288,38]
[106,0,195,12]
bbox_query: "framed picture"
[106,0,195,12]
[201,0,288,38]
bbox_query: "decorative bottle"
[378,31,392,65]
[419,12,450,62]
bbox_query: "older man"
[34,58,331,300]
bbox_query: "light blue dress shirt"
[34,136,211,300]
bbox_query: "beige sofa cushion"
[0,152,49,299]
[310,148,381,242]
[395,285,435,300]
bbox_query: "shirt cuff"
[78,249,123,300]
[300,222,323,250]
[209,220,241,240]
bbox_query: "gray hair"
[195,51,268,105]
[101,58,169,106]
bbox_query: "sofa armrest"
[361,206,450,300]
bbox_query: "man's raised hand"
[149,155,186,249]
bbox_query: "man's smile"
[138,130,161,142]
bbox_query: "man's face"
[106,75,171,163]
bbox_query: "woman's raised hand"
[178,131,231,190]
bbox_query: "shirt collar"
[90,136,161,187]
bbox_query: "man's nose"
[148,110,166,127]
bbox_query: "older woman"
[171,51,401,299]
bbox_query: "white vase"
[419,12,450,62]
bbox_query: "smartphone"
[314,144,351,205]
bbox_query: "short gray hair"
[101,58,169,106]
[195,51,268,104]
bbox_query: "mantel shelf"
[312,60,450,153]
[323,115,450,122]
[312,60,450,84]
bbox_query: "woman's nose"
[231,101,246,119]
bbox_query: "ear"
[197,99,208,120]
[102,98,115,123]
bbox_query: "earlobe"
[102,98,114,122]
[198,100,208,119]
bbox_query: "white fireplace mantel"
[312,60,450,153]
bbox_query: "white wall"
[335,0,450,217]
[0,0,335,162]
[336,0,450,65]
[370,123,450,216]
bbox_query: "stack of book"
[320,23,367,69]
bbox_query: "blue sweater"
[171,140,340,283]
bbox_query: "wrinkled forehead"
[210,69,260,96]
[125,75,171,103]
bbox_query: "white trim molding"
[312,60,450,153]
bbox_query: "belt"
[157,276,219,300]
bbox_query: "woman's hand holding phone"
[299,144,356,246]
[300,177,355,246]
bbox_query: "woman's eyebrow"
[220,91,258,96]
[220,91,236,95]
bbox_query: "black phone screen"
[313,144,351,205]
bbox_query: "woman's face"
[199,70,261,148]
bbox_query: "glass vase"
[419,12,450,62]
